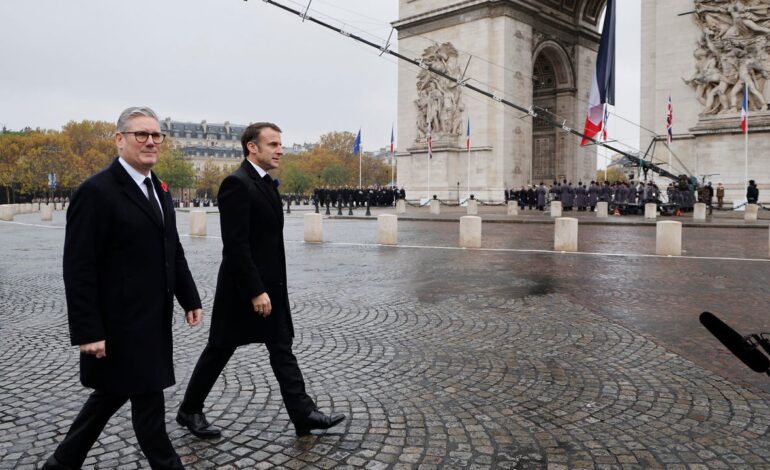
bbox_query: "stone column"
[459,216,482,248]
[467,199,478,215]
[54,202,61,211]
[189,210,207,237]
[40,204,54,221]
[554,217,578,252]
[550,201,562,218]
[644,203,657,219]
[429,199,440,215]
[378,214,398,245]
[745,204,759,221]
[0,205,14,221]
[656,221,682,256]
[304,213,323,243]
[693,203,707,221]
[507,201,518,216]
[396,199,406,214]
[596,201,608,218]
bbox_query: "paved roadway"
[1,207,769,469]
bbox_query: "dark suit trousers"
[180,341,315,423]
[50,390,183,469]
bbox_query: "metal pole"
[466,145,470,202]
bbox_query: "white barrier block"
[429,199,440,215]
[645,203,657,219]
[54,202,61,211]
[550,201,562,218]
[554,217,578,252]
[377,214,398,245]
[467,199,478,215]
[693,203,707,221]
[41,204,54,221]
[303,213,323,243]
[189,210,207,237]
[507,201,518,216]
[396,199,406,214]
[459,216,482,248]
[0,205,14,221]
[596,201,609,218]
[656,221,682,256]
[746,204,759,221]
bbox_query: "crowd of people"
[311,185,405,208]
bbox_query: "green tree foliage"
[318,131,356,158]
[319,163,351,186]
[153,147,195,196]
[196,159,226,198]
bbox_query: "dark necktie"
[143,177,164,226]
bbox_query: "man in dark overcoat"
[177,123,345,439]
[43,107,203,470]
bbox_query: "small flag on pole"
[466,118,471,150]
[427,122,433,159]
[390,125,394,153]
[353,129,361,155]
[741,84,748,134]
[666,94,673,144]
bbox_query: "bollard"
[337,199,343,216]
[459,215,482,248]
[325,200,331,216]
[554,217,578,252]
[550,201,562,218]
[656,221,682,256]
[348,200,354,216]
[304,213,323,243]
[596,201,609,218]
[41,204,54,221]
[377,214,398,245]
[429,199,440,215]
[286,198,291,214]
[314,200,319,214]
[396,199,406,214]
[507,201,518,216]
[644,203,657,219]
[745,204,759,222]
[467,199,478,215]
[0,205,14,221]
[365,200,371,217]
[693,203,707,221]
[189,210,207,237]
[54,202,61,211]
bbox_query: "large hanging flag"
[741,84,748,134]
[580,0,616,146]
[601,104,609,142]
[466,118,471,150]
[666,94,673,144]
[353,129,361,155]
[427,122,433,158]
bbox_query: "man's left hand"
[186,308,203,327]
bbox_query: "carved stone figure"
[685,0,770,114]
[415,42,465,141]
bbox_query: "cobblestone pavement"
[1,210,770,469]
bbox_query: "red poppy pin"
[161,181,169,193]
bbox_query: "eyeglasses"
[122,131,167,144]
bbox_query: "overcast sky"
[0,0,640,158]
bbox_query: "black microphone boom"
[699,311,770,375]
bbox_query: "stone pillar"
[189,210,207,237]
[554,217,578,252]
[693,203,707,221]
[41,204,54,221]
[459,216,482,248]
[12,204,20,214]
[377,214,398,245]
[54,202,61,211]
[429,199,440,215]
[467,199,478,215]
[507,201,518,216]
[656,221,682,256]
[550,201,562,218]
[396,199,406,214]
[644,203,657,219]
[745,204,759,222]
[304,213,323,243]
[0,205,14,221]
[596,201,608,218]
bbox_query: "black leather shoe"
[41,455,75,470]
[295,410,346,437]
[176,410,222,439]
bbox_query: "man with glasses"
[43,107,203,469]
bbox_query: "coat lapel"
[109,158,165,231]
[240,160,283,219]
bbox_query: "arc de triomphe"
[393,0,606,202]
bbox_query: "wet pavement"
[1,207,770,469]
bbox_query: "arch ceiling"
[534,0,607,28]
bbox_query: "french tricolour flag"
[466,118,471,151]
[581,0,615,146]
[741,83,748,134]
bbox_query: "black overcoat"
[63,158,201,395]
[208,160,293,347]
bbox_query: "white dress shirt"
[118,157,164,220]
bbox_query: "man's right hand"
[80,340,106,359]
[251,293,272,318]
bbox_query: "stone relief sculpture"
[685,0,770,114]
[415,42,465,142]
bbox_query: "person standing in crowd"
[588,181,599,212]
[537,182,547,211]
[716,182,725,209]
[43,107,203,470]
[177,122,345,440]
[747,180,759,204]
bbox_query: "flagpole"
[745,121,749,188]
[359,142,362,188]
[466,118,470,202]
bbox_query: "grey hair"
[116,106,159,132]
